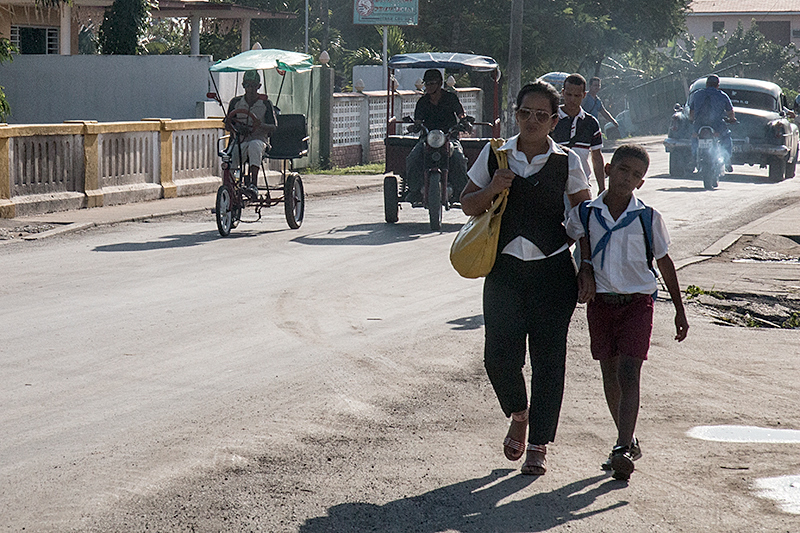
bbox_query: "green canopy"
[209,49,314,73]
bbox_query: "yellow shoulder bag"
[449,139,509,279]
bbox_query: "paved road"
[2,145,800,531]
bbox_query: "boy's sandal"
[521,444,547,476]
[503,408,528,461]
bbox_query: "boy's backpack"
[578,201,658,297]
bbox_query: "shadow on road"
[649,171,777,191]
[299,470,627,532]
[292,222,462,246]
[91,228,278,252]
[448,314,485,330]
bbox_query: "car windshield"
[720,88,778,112]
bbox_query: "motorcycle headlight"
[427,130,446,149]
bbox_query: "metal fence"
[330,88,483,166]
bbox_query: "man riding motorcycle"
[689,74,736,171]
[405,68,469,206]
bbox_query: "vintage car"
[664,77,799,182]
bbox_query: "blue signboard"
[353,0,419,26]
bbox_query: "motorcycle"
[405,115,474,231]
[695,125,726,190]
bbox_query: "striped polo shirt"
[551,106,603,179]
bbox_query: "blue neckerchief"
[590,207,645,269]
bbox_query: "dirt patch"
[0,222,59,240]
[685,233,800,328]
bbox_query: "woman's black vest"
[488,149,569,256]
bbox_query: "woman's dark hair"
[515,81,560,115]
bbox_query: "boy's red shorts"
[586,293,654,361]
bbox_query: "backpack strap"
[578,200,592,239]
[638,205,654,272]
[638,204,658,300]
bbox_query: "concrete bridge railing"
[0,119,224,218]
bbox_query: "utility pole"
[321,0,330,52]
[506,0,523,137]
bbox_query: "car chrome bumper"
[731,142,789,158]
[663,138,690,151]
[665,137,789,158]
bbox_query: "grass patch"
[301,162,385,175]
[783,312,800,329]
[685,284,723,299]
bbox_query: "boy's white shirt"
[566,190,671,295]
[467,135,589,260]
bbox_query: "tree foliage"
[0,37,15,120]
[98,0,150,54]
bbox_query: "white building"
[686,0,800,46]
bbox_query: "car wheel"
[769,156,786,182]
[785,150,797,179]
[669,150,691,177]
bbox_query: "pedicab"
[383,52,502,231]
[207,49,314,236]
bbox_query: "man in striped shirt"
[552,73,605,194]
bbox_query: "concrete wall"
[0,55,214,124]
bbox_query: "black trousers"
[483,250,578,445]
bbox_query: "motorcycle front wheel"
[427,171,442,231]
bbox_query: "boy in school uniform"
[566,144,689,481]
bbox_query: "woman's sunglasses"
[517,107,556,124]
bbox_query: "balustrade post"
[0,126,13,218]
[82,122,104,208]
[157,119,177,198]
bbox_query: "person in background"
[225,70,277,199]
[405,69,468,206]
[582,77,619,130]
[688,74,735,172]
[553,73,606,194]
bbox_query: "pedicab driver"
[225,70,278,199]
[405,68,469,206]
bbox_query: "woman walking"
[460,81,591,475]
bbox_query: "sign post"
[353,0,419,26]
[354,0,419,90]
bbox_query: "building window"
[754,20,791,46]
[712,21,725,33]
[9,26,59,54]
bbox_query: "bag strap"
[488,138,508,177]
